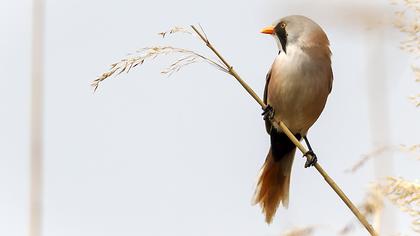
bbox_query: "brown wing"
[264,69,272,134]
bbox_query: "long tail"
[253,132,298,224]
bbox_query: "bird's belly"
[268,70,329,135]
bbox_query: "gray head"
[261,15,329,53]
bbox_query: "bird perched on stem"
[253,15,333,223]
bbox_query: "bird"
[253,15,333,224]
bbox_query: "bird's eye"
[280,22,286,28]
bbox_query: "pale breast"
[267,45,331,135]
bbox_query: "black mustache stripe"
[274,24,287,53]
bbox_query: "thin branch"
[198,24,209,42]
[190,25,379,236]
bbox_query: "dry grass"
[91,27,227,92]
[413,65,420,82]
[361,185,385,233]
[338,225,353,235]
[388,4,420,232]
[379,177,420,233]
[410,66,420,105]
[400,143,420,159]
[409,93,420,106]
[346,144,420,173]
[345,145,396,173]
[281,226,315,236]
[157,26,192,38]
[391,0,420,106]
[392,0,420,55]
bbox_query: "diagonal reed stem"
[191,25,378,236]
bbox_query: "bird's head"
[261,15,329,54]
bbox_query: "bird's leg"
[303,136,318,168]
[262,105,275,121]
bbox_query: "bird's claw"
[262,105,275,121]
[303,150,317,168]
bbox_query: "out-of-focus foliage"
[391,0,420,106]
[379,177,420,233]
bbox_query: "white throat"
[272,35,284,53]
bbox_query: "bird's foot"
[262,105,275,121]
[303,150,317,168]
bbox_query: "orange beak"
[260,26,275,34]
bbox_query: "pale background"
[1,0,419,235]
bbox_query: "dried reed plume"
[91,46,226,92]
[400,143,420,160]
[391,0,420,106]
[391,0,420,55]
[389,5,420,232]
[281,226,315,236]
[345,145,396,173]
[409,93,420,107]
[92,26,227,92]
[346,143,420,173]
[379,177,420,233]
[361,185,384,234]
[409,67,420,108]
[157,26,192,38]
